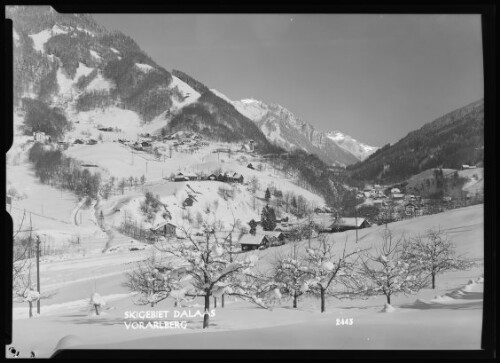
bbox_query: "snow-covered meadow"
[8,205,484,357]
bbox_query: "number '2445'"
[336,318,353,326]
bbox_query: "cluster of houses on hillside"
[147,202,377,252]
[356,184,436,222]
[170,171,245,183]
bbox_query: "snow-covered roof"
[262,231,284,238]
[239,234,264,245]
[312,214,336,229]
[150,221,176,231]
[335,217,368,227]
[178,172,197,178]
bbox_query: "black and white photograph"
[3,4,494,358]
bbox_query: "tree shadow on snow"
[399,299,482,310]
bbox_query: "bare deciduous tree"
[127,217,262,329]
[272,244,308,308]
[360,229,425,306]
[301,235,365,313]
[403,227,476,289]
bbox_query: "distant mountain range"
[212,90,378,166]
[9,5,482,191]
[346,98,484,183]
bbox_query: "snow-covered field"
[7,160,107,251]
[8,205,484,357]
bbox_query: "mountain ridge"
[211,90,378,165]
[346,98,484,183]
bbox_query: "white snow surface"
[28,25,68,53]
[89,50,102,60]
[233,98,270,121]
[85,72,114,92]
[74,62,94,80]
[13,29,20,45]
[76,26,95,37]
[135,63,154,73]
[8,204,484,356]
[170,75,201,109]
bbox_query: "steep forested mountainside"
[7,6,352,208]
[346,99,484,183]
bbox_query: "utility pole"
[36,235,41,314]
[355,207,358,244]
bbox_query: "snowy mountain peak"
[231,98,359,165]
[326,130,345,141]
[326,130,378,161]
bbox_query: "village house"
[33,131,51,143]
[391,193,405,200]
[239,231,285,251]
[404,203,419,216]
[391,187,401,195]
[173,172,197,182]
[228,172,244,183]
[312,214,337,232]
[150,221,177,238]
[331,217,370,232]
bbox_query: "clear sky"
[93,14,483,146]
